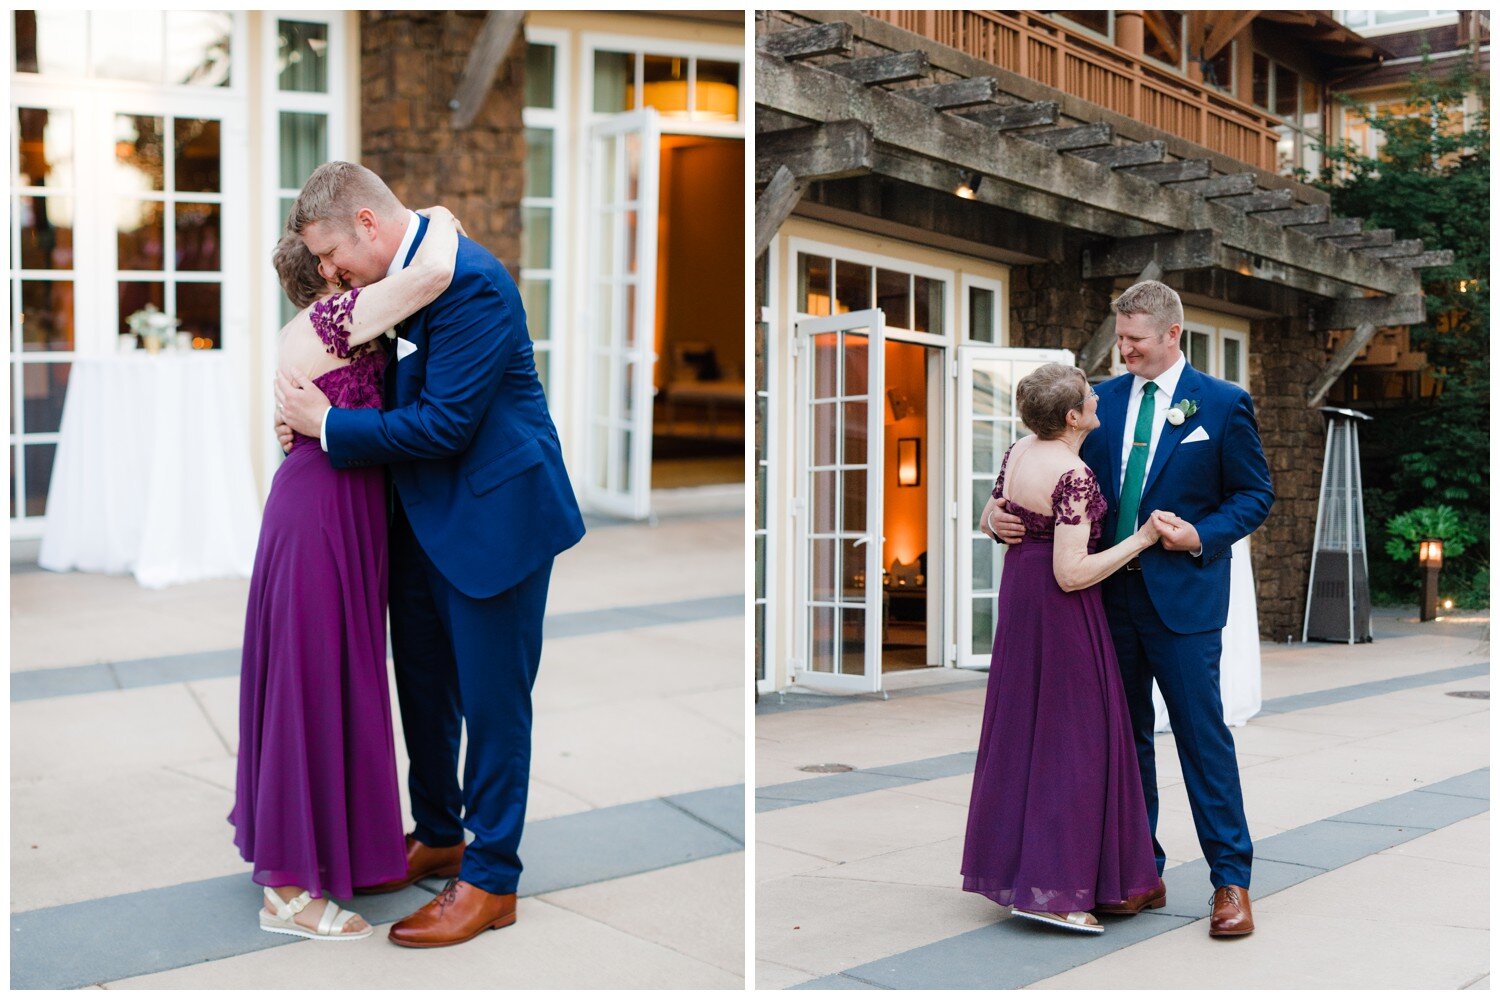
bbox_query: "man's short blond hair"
[1111,279,1183,336]
[288,161,403,236]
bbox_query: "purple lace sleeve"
[1051,467,1107,526]
[309,288,361,359]
[990,445,1015,500]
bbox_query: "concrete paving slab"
[664,784,747,844]
[757,957,824,991]
[1382,813,1487,869]
[540,853,745,976]
[811,834,966,890]
[1256,850,1488,930]
[757,843,836,881]
[106,894,743,990]
[12,685,228,782]
[757,786,971,865]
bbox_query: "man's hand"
[980,496,1026,545]
[1152,510,1202,553]
[274,368,333,440]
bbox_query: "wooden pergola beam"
[757,49,1419,295]
[1082,230,1219,279]
[900,77,1002,110]
[1200,11,1259,60]
[1071,140,1167,168]
[1314,293,1426,330]
[827,50,929,85]
[1306,322,1377,405]
[754,120,875,186]
[450,10,526,130]
[756,21,852,60]
[1142,11,1182,64]
[755,165,803,259]
[956,101,1060,131]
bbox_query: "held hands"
[274,368,332,442]
[1148,510,1202,552]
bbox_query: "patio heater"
[1302,407,1374,644]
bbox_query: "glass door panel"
[583,108,658,519]
[795,309,883,693]
[956,347,1076,669]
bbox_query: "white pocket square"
[396,337,418,361]
[1183,426,1210,444]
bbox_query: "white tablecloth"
[1154,535,1263,731]
[38,353,261,588]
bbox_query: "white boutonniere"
[1165,399,1199,426]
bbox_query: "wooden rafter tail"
[1293,218,1364,239]
[1256,204,1330,227]
[449,10,526,130]
[1020,122,1113,150]
[1383,249,1456,269]
[755,21,853,60]
[1070,140,1167,168]
[826,51,930,86]
[1117,158,1211,184]
[1358,239,1424,259]
[1167,173,1256,197]
[900,77,1002,110]
[1327,228,1395,250]
[956,100,1060,131]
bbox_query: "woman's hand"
[1139,510,1173,547]
[416,205,467,237]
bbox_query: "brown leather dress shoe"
[1094,878,1166,915]
[355,834,465,895]
[388,879,516,948]
[1209,885,1254,937]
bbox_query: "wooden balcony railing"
[865,9,1282,173]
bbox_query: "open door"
[793,309,884,693]
[582,109,659,519]
[956,346,1076,669]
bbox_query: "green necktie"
[1114,381,1158,544]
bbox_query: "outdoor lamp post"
[1418,538,1443,621]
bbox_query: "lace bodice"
[991,444,1108,543]
[308,288,385,412]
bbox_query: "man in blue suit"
[276,162,585,947]
[992,280,1272,937]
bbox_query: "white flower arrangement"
[1166,399,1199,426]
[124,304,182,353]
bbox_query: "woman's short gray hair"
[1016,362,1089,440]
[287,160,402,237]
[1111,279,1184,336]
[272,232,326,310]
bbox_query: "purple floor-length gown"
[961,447,1159,913]
[230,289,407,899]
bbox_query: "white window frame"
[960,273,1007,346]
[580,32,745,139]
[258,11,349,484]
[521,24,570,428]
[1182,318,1249,389]
[10,11,252,535]
[755,247,779,695]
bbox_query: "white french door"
[581,108,659,520]
[794,309,885,693]
[955,346,1075,668]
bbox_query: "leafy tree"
[1312,52,1489,607]
[1384,504,1477,563]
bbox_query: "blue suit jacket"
[326,215,585,599]
[1080,362,1273,634]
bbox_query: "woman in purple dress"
[961,363,1162,935]
[230,208,459,940]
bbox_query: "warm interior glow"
[897,439,919,486]
[631,80,739,121]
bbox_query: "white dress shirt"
[1117,352,1199,553]
[320,210,421,451]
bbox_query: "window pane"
[1206,44,1232,92]
[1275,64,1299,119]
[968,286,995,343]
[521,207,552,270]
[913,275,944,335]
[525,43,555,109]
[19,195,73,270]
[22,361,69,434]
[13,11,87,76]
[875,269,911,329]
[20,281,74,352]
[176,282,222,349]
[833,261,871,314]
[798,254,831,317]
[92,10,164,83]
[1188,330,1210,371]
[24,442,56,517]
[118,201,166,271]
[524,127,554,199]
[696,59,740,122]
[167,11,232,87]
[118,282,165,338]
[593,51,632,113]
[175,203,220,271]
[175,119,221,193]
[279,112,328,189]
[17,107,73,188]
[641,54,689,118]
[115,115,165,192]
[1223,338,1242,385]
[278,20,328,93]
[521,277,550,342]
[1301,77,1321,131]
[534,347,549,397]
[1252,53,1270,110]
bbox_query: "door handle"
[852,535,871,548]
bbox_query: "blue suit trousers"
[1105,571,1253,890]
[389,497,551,895]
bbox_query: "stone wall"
[1010,254,1324,641]
[359,11,525,276]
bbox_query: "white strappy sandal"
[259,886,373,941]
[1011,908,1105,935]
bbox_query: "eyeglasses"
[1075,385,1098,409]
